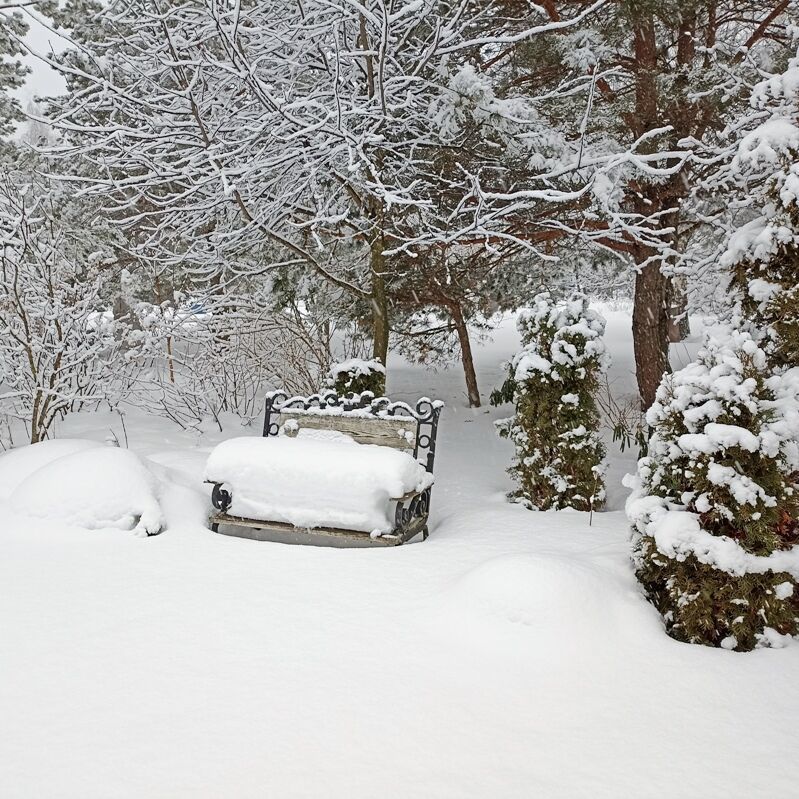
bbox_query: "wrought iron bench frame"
[208,390,442,546]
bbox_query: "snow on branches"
[722,41,799,369]
[0,169,119,442]
[491,292,608,512]
[628,326,799,651]
[35,0,634,368]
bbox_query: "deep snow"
[2,308,798,798]
[9,445,163,536]
[204,435,432,533]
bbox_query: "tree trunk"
[30,412,42,445]
[361,16,388,377]
[627,13,671,411]
[370,235,389,395]
[667,275,690,342]
[450,301,481,407]
[633,260,671,410]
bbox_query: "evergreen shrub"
[628,328,799,651]
[330,358,386,396]
[491,292,608,511]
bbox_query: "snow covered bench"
[206,390,443,545]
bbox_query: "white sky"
[15,9,69,106]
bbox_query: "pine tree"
[491,292,608,512]
[723,41,799,369]
[497,0,795,408]
[629,327,799,651]
[0,3,33,140]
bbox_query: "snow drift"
[0,439,104,502]
[7,445,164,536]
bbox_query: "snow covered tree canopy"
[41,2,597,276]
[3,0,796,422]
[34,0,685,372]
[0,1,42,139]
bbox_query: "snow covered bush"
[330,359,386,396]
[129,297,363,428]
[490,293,608,512]
[628,327,799,651]
[0,170,121,443]
[722,42,799,369]
[3,442,164,536]
[0,439,103,501]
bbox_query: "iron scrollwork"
[211,483,232,513]
[394,486,431,538]
[263,389,442,475]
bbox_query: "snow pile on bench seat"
[0,439,103,502]
[7,445,164,536]
[205,436,433,534]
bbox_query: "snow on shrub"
[721,42,799,369]
[8,445,164,536]
[0,439,103,502]
[628,327,799,651]
[330,358,386,396]
[490,292,608,512]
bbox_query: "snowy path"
[3,312,799,798]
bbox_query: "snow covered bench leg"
[393,485,432,542]
[208,483,432,545]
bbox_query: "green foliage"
[330,359,386,396]
[629,328,799,650]
[730,227,799,371]
[725,42,799,370]
[636,552,799,651]
[491,292,608,512]
[611,420,648,456]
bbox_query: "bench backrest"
[275,409,418,452]
[263,390,442,473]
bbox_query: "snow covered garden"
[2,1,799,797]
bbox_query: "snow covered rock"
[8,445,164,536]
[629,327,799,650]
[0,439,104,502]
[205,436,433,533]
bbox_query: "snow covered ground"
[2,308,799,798]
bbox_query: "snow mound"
[9,446,164,536]
[205,436,433,533]
[0,439,104,502]
[436,554,616,645]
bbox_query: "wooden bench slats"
[209,513,427,546]
[276,409,418,451]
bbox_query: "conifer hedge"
[628,329,799,651]
[722,46,799,371]
[491,292,608,512]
